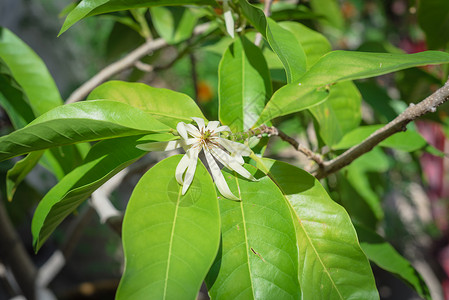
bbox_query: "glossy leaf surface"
[6,151,43,201]
[88,81,205,128]
[31,134,171,251]
[206,165,300,299]
[219,36,272,132]
[150,6,198,44]
[263,159,379,300]
[60,0,217,35]
[117,155,220,299]
[0,100,170,162]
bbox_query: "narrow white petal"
[211,147,256,181]
[182,147,201,195]
[215,125,231,133]
[192,117,206,132]
[175,153,190,185]
[186,124,201,138]
[232,153,245,165]
[176,122,188,140]
[223,0,235,38]
[137,139,195,152]
[218,138,252,156]
[204,148,239,200]
[206,121,220,131]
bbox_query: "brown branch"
[314,78,449,179]
[65,22,212,104]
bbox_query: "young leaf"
[206,166,301,299]
[31,134,171,251]
[116,155,220,299]
[0,100,171,162]
[266,18,307,82]
[356,225,431,300]
[262,159,379,300]
[219,36,272,132]
[0,27,62,116]
[309,81,361,146]
[300,50,449,87]
[87,80,205,128]
[60,0,217,35]
[150,6,199,44]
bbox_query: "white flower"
[137,117,255,200]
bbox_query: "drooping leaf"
[0,27,62,116]
[356,225,431,300]
[279,21,332,68]
[219,36,272,132]
[333,125,428,152]
[117,155,220,299]
[238,0,267,38]
[150,6,199,44]
[60,0,217,35]
[6,151,44,202]
[0,100,171,162]
[31,134,172,251]
[254,84,329,126]
[309,81,361,146]
[206,165,301,299]
[418,0,449,49]
[266,18,307,82]
[262,159,379,300]
[300,50,449,87]
[87,81,205,128]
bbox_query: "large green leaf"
[219,36,272,132]
[356,225,431,300]
[279,21,332,68]
[263,159,379,300]
[206,165,300,299]
[0,27,62,116]
[333,125,428,152]
[254,84,329,126]
[300,50,449,86]
[60,0,217,35]
[150,6,199,44]
[31,134,171,251]
[309,81,361,146]
[418,0,449,49]
[238,0,267,38]
[0,100,170,162]
[266,18,306,83]
[88,81,205,128]
[117,155,220,299]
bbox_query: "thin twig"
[66,23,212,104]
[314,79,449,179]
[254,0,274,46]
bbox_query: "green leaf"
[279,21,332,68]
[87,81,205,128]
[60,0,217,35]
[266,18,307,82]
[255,84,329,126]
[0,27,62,116]
[206,165,301,299]
[356,225,431,300]
[238,0,267,38]
[0,100,171,162]
[150,6,199,44]
[117,155,220,299]
[6,151,43,202]
[333,125,428,152]
[418,0,449,49]
[309,81,361,146]
[0,59,35,129]
[262,159,379,300]
[309,0,344,30]
[31,134,171,251]
[219,36,272,132]
[300,50,449,87]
